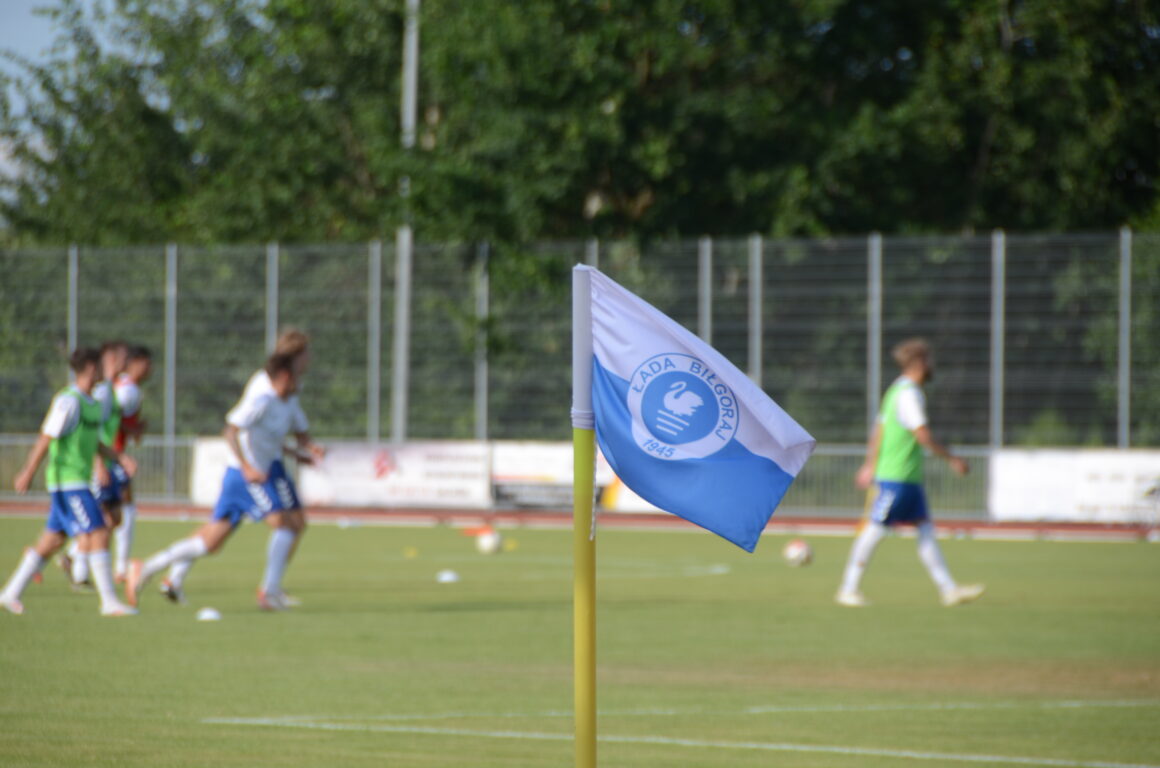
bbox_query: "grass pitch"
[0,515,1157,768]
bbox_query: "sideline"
[0,501,1150,543]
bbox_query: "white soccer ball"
[196,607,222,621]
[782,538,813,567]
[475,528,503,555]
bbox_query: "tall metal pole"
[748,234,763,386]
[391,229,412,443]
[697,236,712,343]
[392,0,419,443]
[867,233,883,430]
[990,230,1006,450]
[164,243,178,498]
[474,242,490,441]
[367,240,383,442]
[67,244,78,353]
[1117,226,1132,448]
[265,242,279,354]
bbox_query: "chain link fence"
[2,231,1156,515]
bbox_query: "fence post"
[265,242,279,354]
[391,226,413,442]
[164,243,178,498]
[990,230,1006,450]
[1118,226,1132,448]
[867,233,883,430]
[474,242,490,441]
[748,234,763,386]
[698,236,712,343]
[66,244,79,353]
[367,240,383,442]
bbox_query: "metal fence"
[1,231,1156,514]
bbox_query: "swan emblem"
[663,381,704,417]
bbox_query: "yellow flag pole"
[572,426,597,768]
[572,265,597,768]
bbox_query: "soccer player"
[64,340,129,587]
[156,329,321,606]
[1,347,138,616]
[126,351,321,610]
[111,345,153,581]
[836,338,985,608]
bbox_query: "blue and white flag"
[582,266,816,552]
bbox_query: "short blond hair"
[274,328,310,358]
[892,338,930,370]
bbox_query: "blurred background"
[1,1,1158,515]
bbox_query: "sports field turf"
[1,515,1157,768]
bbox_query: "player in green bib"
[836,338,984,608]
[1,348,138,616]
[63,341,130,587]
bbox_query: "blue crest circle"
[640,371,719,445]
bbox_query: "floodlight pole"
[392,0,419,443]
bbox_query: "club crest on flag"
[628,353,738,461]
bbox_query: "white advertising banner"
[491,441,617,508]
[299,441,492,509]
[190,438,231,507]
[989,449,1160,523]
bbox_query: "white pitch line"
[202,717,1160,768]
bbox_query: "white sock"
[840,522,888,594]
[142,536,209,583]
[916,521,956,594]
[1,549,44,601]
[261,528,296,595]
[166,558,195,589]
[114,503,137,576]
[88,550,121,610]
[72,543,91,584]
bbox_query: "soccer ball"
[475,528,503,555]
[781,538,813,567]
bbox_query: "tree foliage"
[1,0,1158,246]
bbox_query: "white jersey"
[93,381,117,424]
[878,375,928,431]
[41,389,85,439]
[225,375,299,473]
[114,373,143,418]
[242,370,309,433]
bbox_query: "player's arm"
[854,423,882,490]
[912,426,969,476]
[93,450,111,486]
[224,423,266,483]
[286,430,325,465]
[97,442,137,478]
[14,434,53,494]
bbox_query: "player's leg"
[836,483,898,606]
[59,489,135,616]
[915,518,984,606]
[256,463,304,610]
[160,557,194,603]
[127,519,235,606]
[836,522,888,606]
[130,466,252,606]
[114,469,136,581]
[258,513,297,610]
[0,529,67,614]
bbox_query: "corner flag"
[577,265,815,552]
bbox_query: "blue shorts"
[869,481,930,526]
[46,489,106,536]
[212,461,301,527]
[93,463,131,506]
